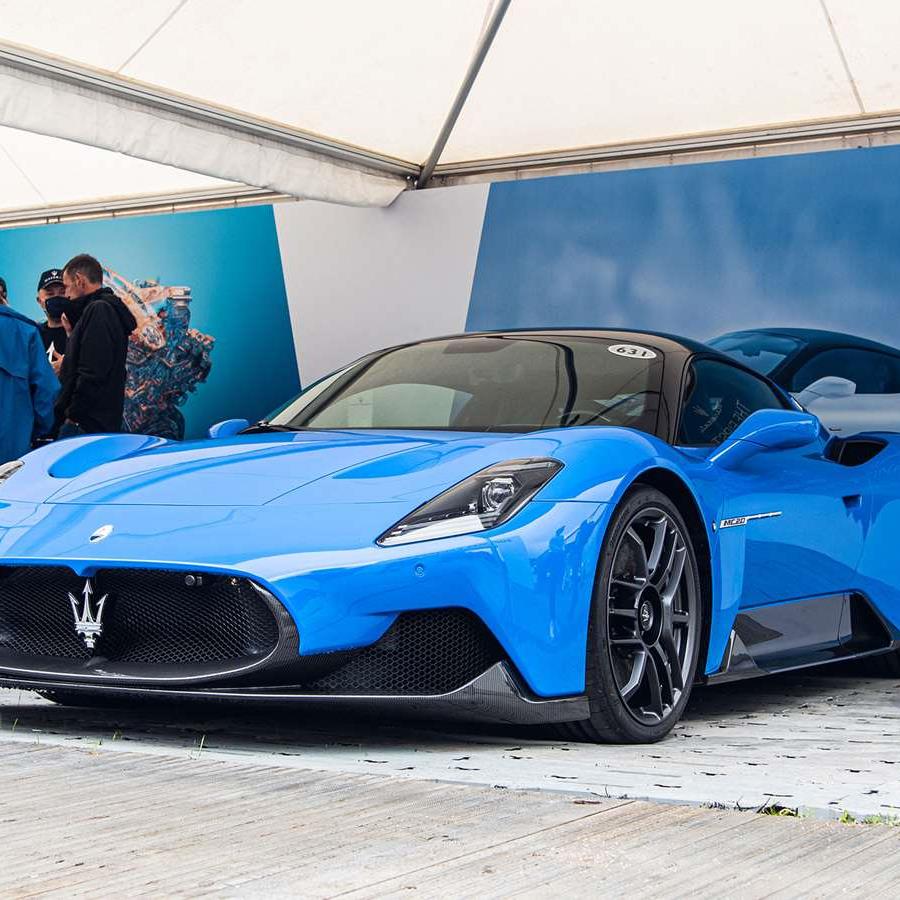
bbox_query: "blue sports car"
[0,329,898,743]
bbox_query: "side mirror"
[208,418,249,440]
[709,409,820,470]
[794,376,856,407]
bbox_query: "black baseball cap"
[37,269,63,291]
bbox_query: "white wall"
[274,183,488,384]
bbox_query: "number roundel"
[607,343,657,360]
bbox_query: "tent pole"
[416,0,512,189]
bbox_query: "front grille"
[0,565,503,694]
[0,567,88,661]
[306,609,503,695]
[0,567,279,668]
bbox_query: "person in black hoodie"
[56,254,137,437]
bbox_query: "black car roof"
[716,327,900,357]
[409,328,796,437]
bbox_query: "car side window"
[790,348,900,394]
[678,358,787,446]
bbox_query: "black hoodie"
[55,286,137,434]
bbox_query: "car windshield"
[709,332,804,375]
[270,335,664,433]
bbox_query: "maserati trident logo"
[68,578,107,651]
[89,524,114,543]
[639,600,653,631]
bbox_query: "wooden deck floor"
[1,669,897,820]
[1,670,899,895]
[2,740,899,897]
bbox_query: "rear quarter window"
[678,358,787,446]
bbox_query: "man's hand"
[58,419,83,439]
[61,313,73,336]
[50,347,64,376]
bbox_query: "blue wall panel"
[467,146,900,349]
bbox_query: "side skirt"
[706,592,897,684]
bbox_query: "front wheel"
[565,486,703,743]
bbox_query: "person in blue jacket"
[0,276,59,464]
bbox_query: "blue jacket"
[0,304,59,464]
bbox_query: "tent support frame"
[415,0,511,189]
[0,42,418,180]
[426,112,900,186]
[0,186,291,229]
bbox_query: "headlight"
[377,458,562,547]
[0,460,23,486]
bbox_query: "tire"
[562,486,703,743]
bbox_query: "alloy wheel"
[606,507,698,725]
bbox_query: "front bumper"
[0,563,590,724]
[0,496,610,700]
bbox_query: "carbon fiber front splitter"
[0,661,590,726]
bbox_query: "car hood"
[4,430,526,507]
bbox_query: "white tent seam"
[116,0,191,74]
[819,0,866,114]
[0,138,46,203]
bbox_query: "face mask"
[45,296,69,321]
[59,295,90,329]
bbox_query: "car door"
[678,357,866,608]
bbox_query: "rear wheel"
[564,487,703,743]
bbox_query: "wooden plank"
[3,668,899,820]
[2,741,898,897]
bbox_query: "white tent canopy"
[1,0,899,224]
